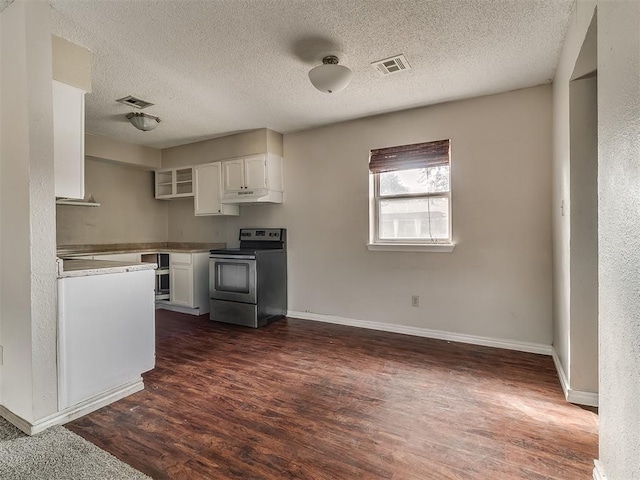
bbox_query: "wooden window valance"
[369,139,450,174]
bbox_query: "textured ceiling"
[50,0,574,149]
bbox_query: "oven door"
[209,256,257,304]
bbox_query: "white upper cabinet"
[222,153,283,194]
[222,159,245,192]
[244,154,268,190]
[53,80,85,199]
[194,162,239,216]
[155,167,194,199]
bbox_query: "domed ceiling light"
[125,112,161,131]
[308,55,353,94]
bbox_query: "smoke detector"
[371,54,411,76]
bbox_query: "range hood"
[221,188,283,205]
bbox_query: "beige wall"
[85,133,161,170]
[551,0,596,394]
[57,158,168,245]
[1,0,58,422]
[52,35,91,92]
[569,74,598,393]
[597,1,640,477]
[223,85,553,345]
[166,198,227,244]
[162,128,282,169]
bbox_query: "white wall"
[225,86,553,345]
[597,1,640,478]
[0,0,58,422]
[551,0,597,394]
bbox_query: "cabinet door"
[223,159,245,192]
[170,264,194,307]
[53,80,85,199]
[195,163,239,216]
[194,163,222,215]
[244,154,267,190]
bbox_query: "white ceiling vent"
[371,54,411,76]
[116,95,154,109]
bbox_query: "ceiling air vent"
[116,95,154,109]
[371,54,411,76]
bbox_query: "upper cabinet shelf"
[155,167,194,199]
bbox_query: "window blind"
[369,139,450,174]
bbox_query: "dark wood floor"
[66,310,598,480]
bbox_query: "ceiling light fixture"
[126,112,161,131]
[308,55,353,94]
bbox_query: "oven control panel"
[239,228,284,241]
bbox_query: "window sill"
[366,243,456,253]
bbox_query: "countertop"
[58,259,158,279]
[57,242,225,257]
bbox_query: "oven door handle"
[209,255,256,260]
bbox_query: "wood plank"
[66,311,598,479]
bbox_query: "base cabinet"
[57,269,155,410]
[170,263,193,306]
[166,252,210,314]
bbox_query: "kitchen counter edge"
[57,242,225,257]
[58,260,158,279]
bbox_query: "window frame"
[367,142,455,253]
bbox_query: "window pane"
[379,166,449,196]
[425,165,449,193]
[378,197,449,241]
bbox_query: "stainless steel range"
[209,228,287,328]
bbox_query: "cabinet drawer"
[171,252,192,265]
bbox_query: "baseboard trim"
[552,348,599,407]
[593,460,608,480]
[287,310,553,356]
[0,378,144,435]
[551,348,571,399]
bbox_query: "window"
[368,139,454,252]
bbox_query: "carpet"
[0,417,151,480]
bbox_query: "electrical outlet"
[411,295,419,307]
